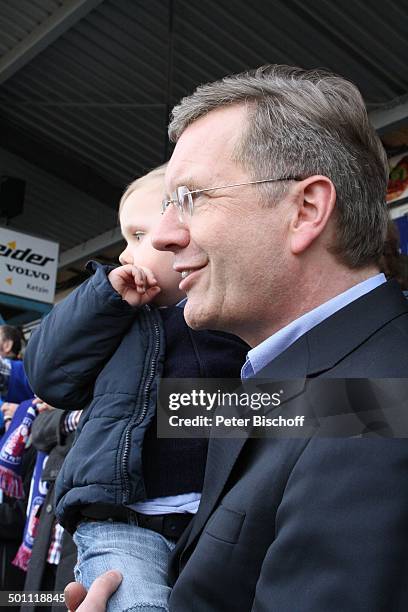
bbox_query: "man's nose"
[152,207,190,252]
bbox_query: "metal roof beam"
[0,0,104,85]
[369,98,408,135]
[58,226,123,270]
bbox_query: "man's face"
[152,105,291,345]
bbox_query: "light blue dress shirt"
[241,274,386,379]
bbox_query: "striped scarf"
[13,451,49,571]
[0,398,36,498]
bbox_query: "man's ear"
[289,176,336,255]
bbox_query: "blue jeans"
[74,520,177,612]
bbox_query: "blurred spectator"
[0,325,32,410]
[21,405,81,612]
[0,326,34,592]
[0,436,35,591]
[379,220,408,291]
[0,325,25,359]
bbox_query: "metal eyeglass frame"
[161,176,302,222]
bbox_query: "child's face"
[119,177,184,306]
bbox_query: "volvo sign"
[0,228,59,303]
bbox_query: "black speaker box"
[0,176,25,219]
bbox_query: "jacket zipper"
[121,306,161,504]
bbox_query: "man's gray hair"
[169,65,389,268]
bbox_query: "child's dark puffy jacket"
[24,262,248,533]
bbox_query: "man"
[66,65,408,610]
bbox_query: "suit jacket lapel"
[306,280,408,375]
[181,430,250,559]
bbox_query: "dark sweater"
[143,307,247,498]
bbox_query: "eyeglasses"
[161,176,301,222]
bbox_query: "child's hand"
[108,264,161,307]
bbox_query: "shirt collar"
[241,273,386,379]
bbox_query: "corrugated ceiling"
[0,146,116,251]
[0,0,64,57]
[0,0,407,260]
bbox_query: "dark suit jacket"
[168,280,408,611]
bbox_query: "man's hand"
[1,402,18,430]
[64,571,122,611]
[108,265,161,307]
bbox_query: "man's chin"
[183,299,214,331]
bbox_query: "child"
[24,165,248,612]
